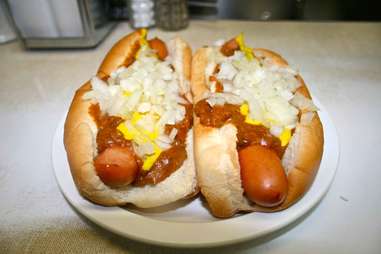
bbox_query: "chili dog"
[191,34,324,217]
[64,30,198,208]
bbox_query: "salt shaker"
[155,0,189,31]
[129,0,155,28]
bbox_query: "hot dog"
[191,34,324,217]
[64,30,198,208]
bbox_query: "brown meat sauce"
[89,102,193,186]
[134,145,187,186]
[194,100,285,158]
[134,103,193,186]
[89,104,142,165]
[220,38,240,57]
[196,39,285,157]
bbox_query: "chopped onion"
[205,44,310,130]
[83,43,190,160]
[169,128,178,140]
[205,62,216,80]
[214,39,225,47]
[270,126,283,137]
[217,62,237,80]
[137,102,151,113]
[223,82,233,92]
[290,92,318,112]
[206,92,243,106]
[135,142,154,157]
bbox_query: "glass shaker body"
[155,0,189,31]
[129,0,155,28]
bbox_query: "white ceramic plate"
[52,98,339,247]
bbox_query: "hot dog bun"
[64,31,198,208]
[192,47,323,217]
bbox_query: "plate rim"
[52,97,340,248]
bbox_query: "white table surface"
[1,20,380,253]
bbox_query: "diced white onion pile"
[205,48,318,132]
[83,45,186,158]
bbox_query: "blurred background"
[189,0,381,21]
[1,0,380,48]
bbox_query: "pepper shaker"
[155,0,189,31]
